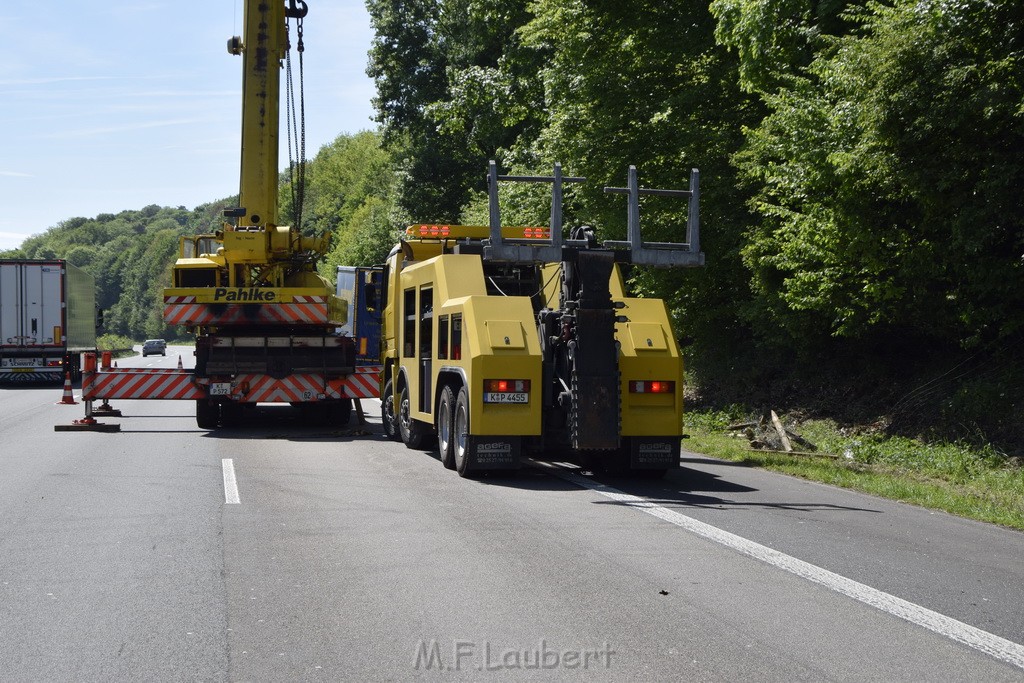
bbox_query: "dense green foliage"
[739,0,1024,347]
[366,0,546,219]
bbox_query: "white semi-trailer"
[0,259,98,383]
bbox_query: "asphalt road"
[1,346,1022,681]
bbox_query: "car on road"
[142,339,167,357]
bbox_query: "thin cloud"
[0,171,33,177]
[40,117,209,140]
[0,75,119,87]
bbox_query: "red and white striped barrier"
[82,365,381,403]
[330,365,382,399]
[163,295,330,326]
[83,367,205,401]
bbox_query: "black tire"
[221,402,243,428]
[454,386,474,477]
[579,448,628,475]
[331,398,353,427]
[436,385,456,470]
[196,400,219,429]
[300,403,332,426]
[634,468,668,479]
[398,382,430,449]
[381,378,400,441]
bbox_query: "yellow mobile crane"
[162,0,359,429]
[375,162,703,477]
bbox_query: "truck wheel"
[436,385,456,470]
[196,400,219,429]
[300,403,335,426]
[453,386,475,477]
[398,383,430,449]
[381,379,400,441]
[331,398,353,427]
[221,402,243,428]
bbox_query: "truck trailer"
[0,259,98,383]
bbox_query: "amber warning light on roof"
[405,225,552,239]
[408,224,451,237]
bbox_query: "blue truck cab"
[336,266,382,365]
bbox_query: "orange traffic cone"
[57,372,78,405]
[177,355,183,370]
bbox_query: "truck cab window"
[419,287,433,358]
[438,315,449,360]
[403,288,416,358]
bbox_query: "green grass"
[685,408,1024,531]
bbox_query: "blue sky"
[0,1,377,251]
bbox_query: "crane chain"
[285,4,307,234]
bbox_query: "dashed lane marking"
[222,458,240,505]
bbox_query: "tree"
[737,0,1024,350]
[366,0,545,220]
[710,0,864,95]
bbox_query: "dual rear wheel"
[398,382,432,449]
[437,384,472,476]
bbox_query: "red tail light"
[629,380,674,394]
[484,379,530,392]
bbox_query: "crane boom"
[228,0,306,228]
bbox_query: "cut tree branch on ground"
[724,410,818,453]
[770,410,793,452]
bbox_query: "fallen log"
[770,410,793,452]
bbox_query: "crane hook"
[285,0,308,19]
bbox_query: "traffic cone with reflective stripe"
[57,372,78,405]
[177,355,183,370]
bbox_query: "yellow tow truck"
[374,162,703,477]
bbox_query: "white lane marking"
[222,458,240,504]
[550,465,1024,671]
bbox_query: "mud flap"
[466,435,521,470]
[630,437,681,469]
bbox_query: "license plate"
[2,358,40,367]
[484,392,528,404]
[210,382,232,396]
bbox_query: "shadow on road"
[586,464,882,514]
